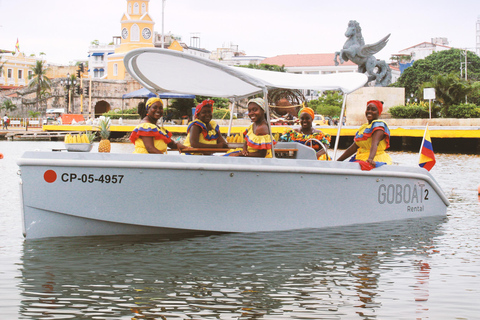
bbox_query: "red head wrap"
[367,100,383,115]
[194,100,214,118]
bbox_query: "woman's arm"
[366,130,385,165]
[167,140,185,152]
[336,142,358,161]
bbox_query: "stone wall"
[345,87,405,126]
[0,78,145,117]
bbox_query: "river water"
[1,141,479,319]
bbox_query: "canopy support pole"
[264,88,275,158]
[227,98,236,137]
[333,93,348,160]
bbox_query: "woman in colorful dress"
[183,99,228,154]
[337,100,392,166]
[129,97,184,154]
[226,98,275,158]
[279,106,331,160]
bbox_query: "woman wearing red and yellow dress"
[183,99,228,155]
[129,97,184,154]
[279,106,331,160]
[226,98,275,158]
[337,100,392,166]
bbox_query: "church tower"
[107,0,155,80]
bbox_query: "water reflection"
[19,216,445,319]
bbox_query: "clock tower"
[107,0,155,80]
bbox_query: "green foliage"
[237,63,286,72]
[212,108,233,119]
[27,110,41,118]
[389,103,431,119]
[103,108,139,119]
[446,103,480,118]
[194,96,230,109]
[308,91,343,117]
[169,98,196,118]
[421,73,475,116]
[1,99,17,112]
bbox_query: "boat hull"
[18,149,449,239]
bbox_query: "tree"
[392,48,480,99]
[28,60,51,110]
[308,91,344,117]
[421,73,476,116]
[1,99,17,112]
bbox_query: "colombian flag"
[419,125,435,171]
[15,38,20,52]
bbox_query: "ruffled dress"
[129,123,172,154]
[352,120,392,164]
[226,124,275,158]
[183,119,220,147]
[280,129,331,160]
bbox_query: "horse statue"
[334,20,391,86]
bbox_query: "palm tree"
[1,99,17,112]
[421,73,475,116]
[28,60,51,111]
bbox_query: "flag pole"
[418,122,429,163]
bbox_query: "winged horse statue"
[334,20,391,86]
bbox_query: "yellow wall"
[168,40,184,52]
[0,52,36,87]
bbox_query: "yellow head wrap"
[298,107,315,120]
[145,97,163,111]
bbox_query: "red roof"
[261,53,356,67]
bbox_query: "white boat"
[17,48,449,239]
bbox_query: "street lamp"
[60,73,77,113]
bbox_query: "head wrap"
[145,98,163,112]
[194,100,214,118]
[298,107,315,120]
[367,100,383,115]
[247,98,266,111]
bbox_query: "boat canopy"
[124,48,368,99]
[122,87,196,99]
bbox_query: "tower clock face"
[142,28,152,40]
[121,28,128,40]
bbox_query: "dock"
[2,123,480,154]
[2,130,82,141]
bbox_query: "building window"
[128,3,132,14]
[134,2,139,14]
[113,64,118,76]
[7,69,13,79]
[131,24,140,41]
[18,69,23,79]
[28,71,33,79]
[141,3,146,14]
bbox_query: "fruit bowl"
[65,143,93,152]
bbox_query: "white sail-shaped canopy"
[124,48,368,98]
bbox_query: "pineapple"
[97,117,111,153]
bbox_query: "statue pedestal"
[345,87,405,126]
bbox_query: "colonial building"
[0,52,36,90]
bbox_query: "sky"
[1,0,479,65]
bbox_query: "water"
[1,141,479,319]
